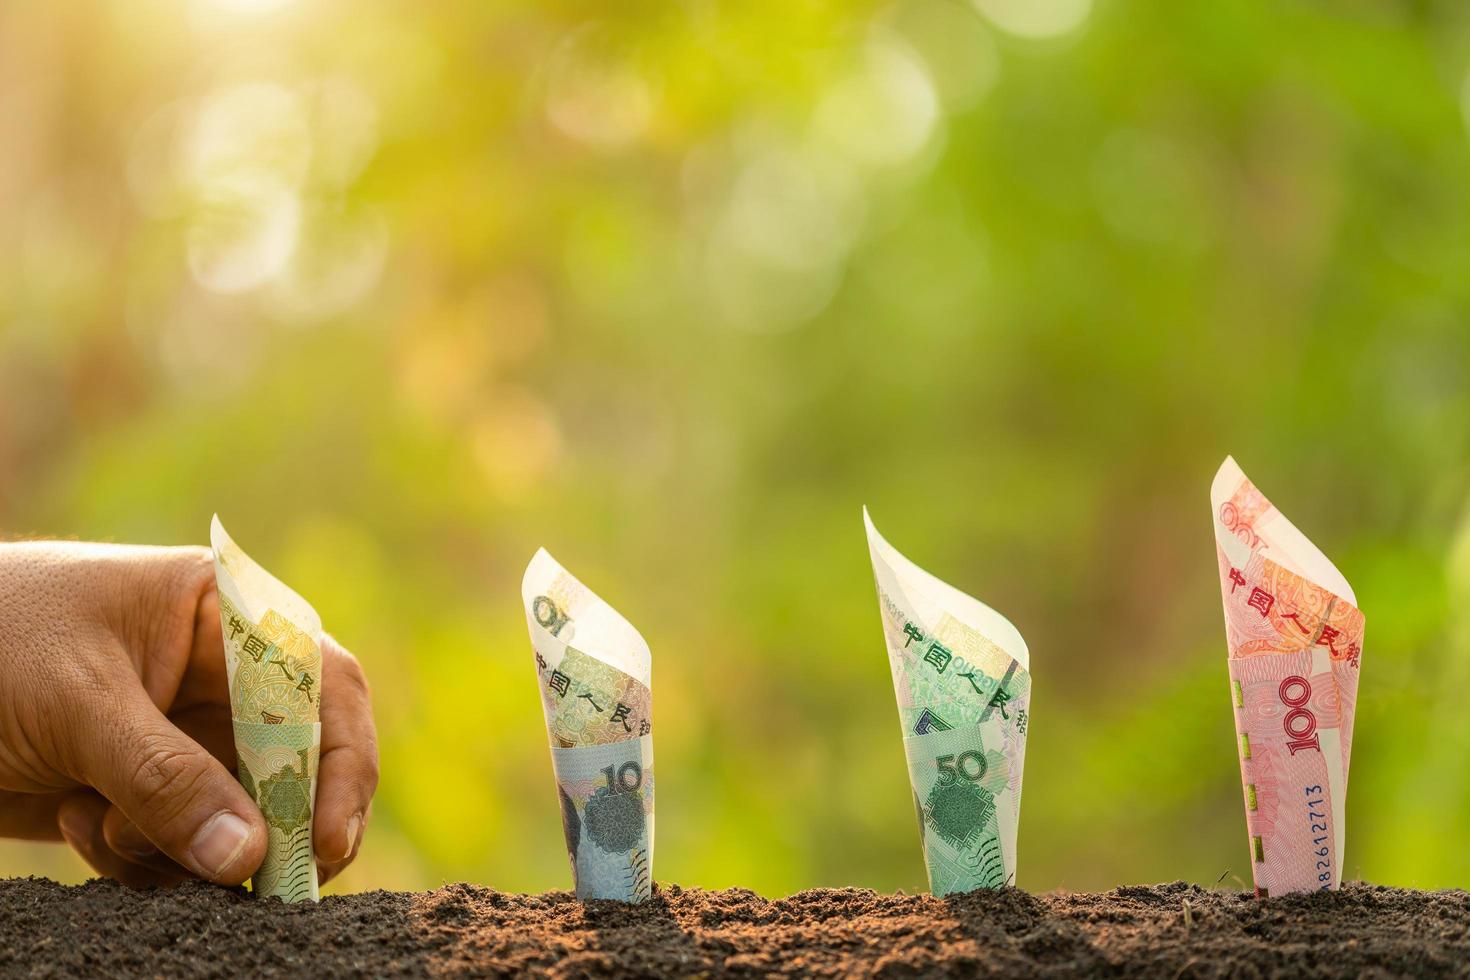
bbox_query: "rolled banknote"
[522,549,653,903]
[1211,457,1364,897]
[211,516,323,903]
[864,509,1030,895]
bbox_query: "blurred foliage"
[2,0,1470,896]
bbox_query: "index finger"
[312,634,378,883]
[0,791,66,841]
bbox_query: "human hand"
[0,541,378,888]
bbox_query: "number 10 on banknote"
[864,509,1030,895]
[1211,458,1364,897]
[521,550,654,903]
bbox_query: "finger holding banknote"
[5,787,190,889]
[51,581,379,887]
[91,594,254,879]
[60,791,189,888]
[312,634,378,883]
[71,662,374,890]
[0,542,272,884]
[77,627,269,887]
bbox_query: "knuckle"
[325,741,379,796]
[329,742,379,793]
[359,749,380,793]
[331,644,372,701]
[120,547,215,652]
[161,548,215,607]
[126,741,208,827]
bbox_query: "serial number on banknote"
[1304,785,1331,889]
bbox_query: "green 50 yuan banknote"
[865,509,1030,896]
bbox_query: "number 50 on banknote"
[864,509,1030,896]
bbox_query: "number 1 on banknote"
[522,550,654,903]
[1211,458,1364,897]
[211,516,323,903]
[864,509,1030,895]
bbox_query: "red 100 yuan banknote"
[1211,458,1363,897]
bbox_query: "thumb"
[77,690,266,884]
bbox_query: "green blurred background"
[2,0,1469,896]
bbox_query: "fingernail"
[189,811,253,879]
[113,820,158,860]
[341,812,362,862]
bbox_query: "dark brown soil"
[2,877,1468,978]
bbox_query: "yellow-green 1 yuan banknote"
[865,508,1030,896]
[212,516,323,903]
[522,549,653,903]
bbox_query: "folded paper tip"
[522,547,558,598]
[865,510,1029,673]
[1211,456,1247,511]
[209,519,323,640]
[861,506,884,546]
[1209,459,1358,607]
[210,514,230,556]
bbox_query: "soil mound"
[2,877,1466,978]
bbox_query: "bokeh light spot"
[883,0,1001,112]
[972,0,1091,39]
[471,388,564,499]
[544,24,655,151]
[186,174,300,293]
[185,82,311,193]
[702,139,865,332]
[813,35,940,173]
